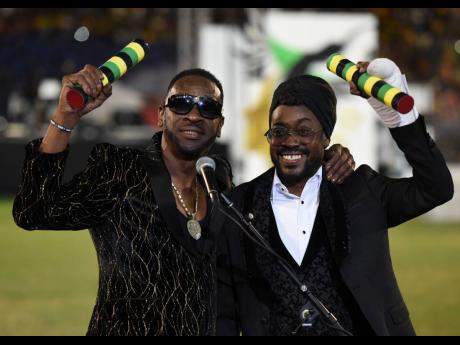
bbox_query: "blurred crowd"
[0,8,177,135]
[0,8,459,161]
[375,8,460,162]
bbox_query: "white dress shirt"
[271,167,322,266]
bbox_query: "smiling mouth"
[279,153,305,164]
[282,154,302,160]
[181,129,203,139]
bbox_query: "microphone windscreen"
[196,157,216,174]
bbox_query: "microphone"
[196,156,219,203]
[66,38,150,110]
[326,52,414,114]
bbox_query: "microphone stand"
[217,192,352,336]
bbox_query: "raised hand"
[54,64,112,129]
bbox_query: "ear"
[158,106,165,128]
[323,133,330,148]
[216,116,225,138]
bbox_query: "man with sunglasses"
[217,58,454,336]
[13,63,355,336]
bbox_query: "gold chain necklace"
[171,176,202,240]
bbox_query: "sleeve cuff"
[25,138,70,160]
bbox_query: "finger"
[98,69,106,85]
[357,61,370,73]
[61,75,76,90]
[349,81,363,96]
[90,66,105,94]
[349,81,370,99]
[361,61,370,71]
[67,71,94,96]
[100,84,112,99]
[349,81,360,95]
[327,160,344,183]
[349,80,357,89]
[93,85,112,107]
[335,156,356,184]
[81,85,111,114]
[348,157,356,170]
[325,152,342,181]
[82,65,102,97]
[328,148,351,181]
[333,162,354,184]
[80,72,98,98]
[356,61,370,73]
[324,145,341,169]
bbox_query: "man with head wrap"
[217,58,453,336]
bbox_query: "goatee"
[164,127,216,160]
[273,154,322,187]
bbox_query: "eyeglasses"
[264,126,322,143]
[165,94,223,119]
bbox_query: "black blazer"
[13,132,226,336]
[217,116,454,336]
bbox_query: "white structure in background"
[264,12,378,166]
[88,82,144,126]
[200,10,378,184]
[199,25,248,184]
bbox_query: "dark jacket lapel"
[243,168,275,246]
[141,132,202,258]
[242,168,302,278]
[319,178,351,263]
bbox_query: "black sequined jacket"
[13,132,226,336]
[217,116,454,336]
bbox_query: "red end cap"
[397,95,414,114]
[66,89,86,110]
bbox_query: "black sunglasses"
[165,94,223,119]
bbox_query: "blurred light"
[0,8,15,15]
[38,79,61,100]
[455,40,460,54]
[0,116,8,132]
[74,26,90,42]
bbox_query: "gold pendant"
[187,218,202,240]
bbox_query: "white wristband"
[50,119,73,133]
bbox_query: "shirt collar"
[272,166,323,199]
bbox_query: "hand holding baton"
[326,53,414,114]
[67,38,150,110]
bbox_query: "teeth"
[282,154,302,161]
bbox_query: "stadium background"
[0,8,459,335]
